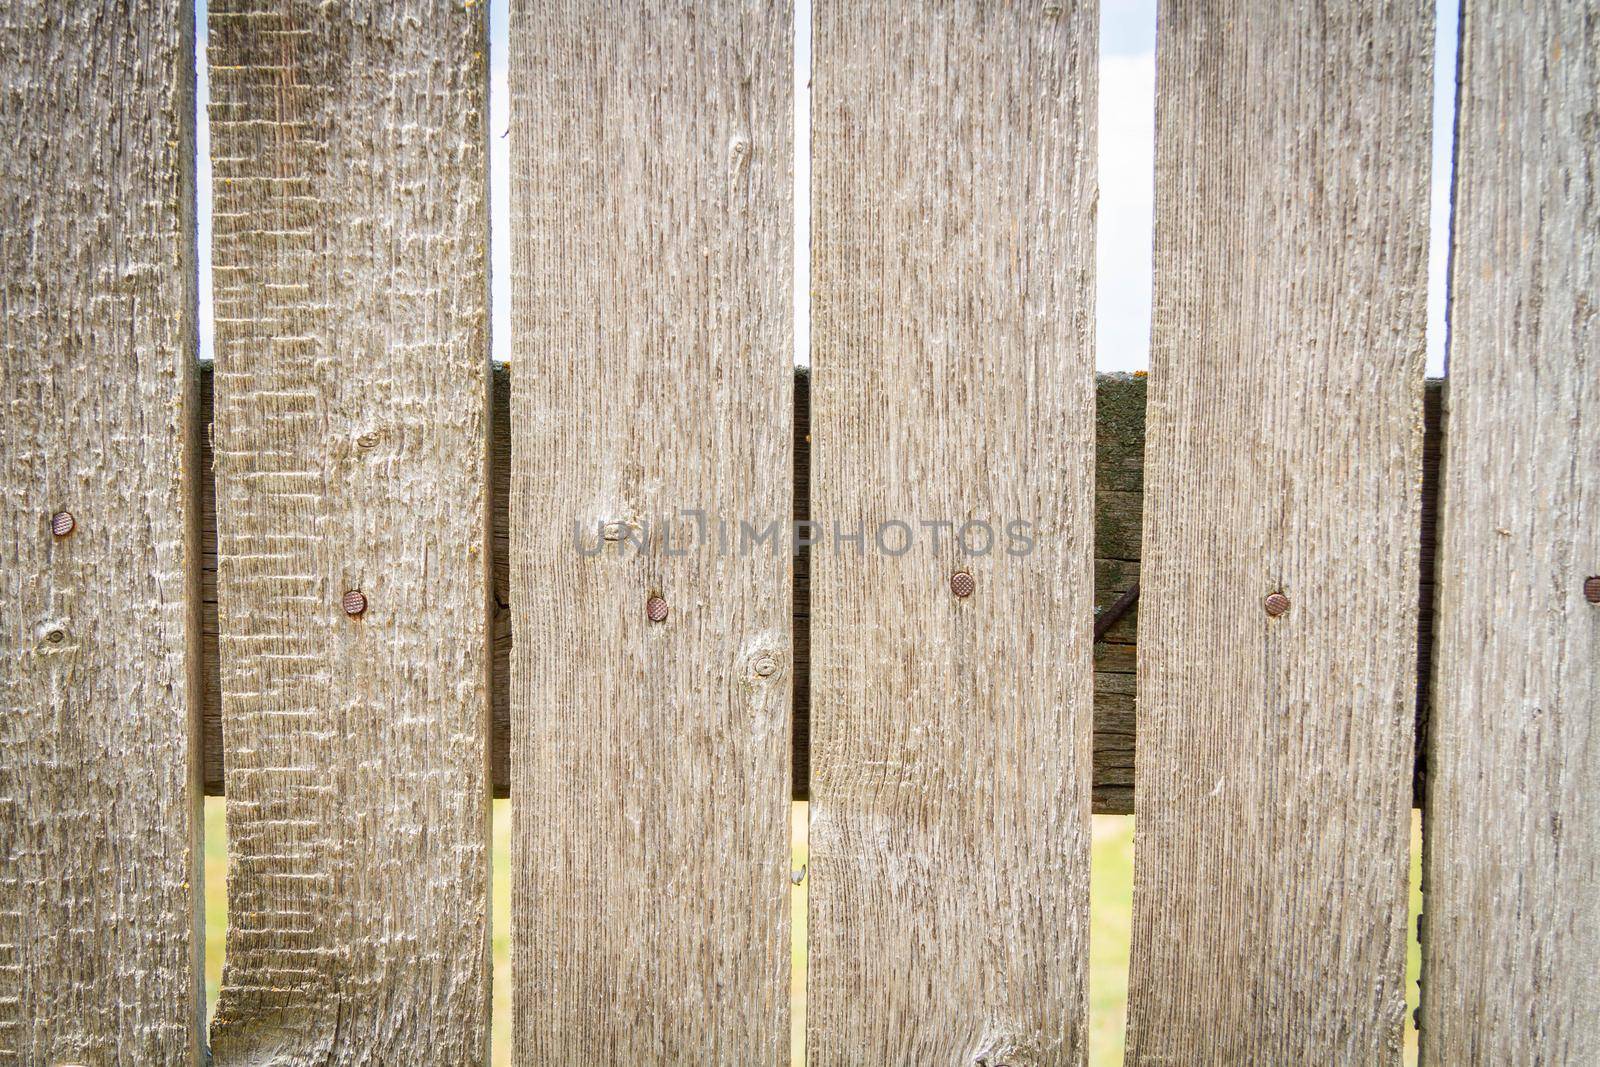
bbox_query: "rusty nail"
[950,571,975,598]
[50,511,75,538]
[646,595,668,623]
[342,589,368,617]
[1585,576,1600,604]
[1094,582,1141,642]
[1263,591,1291,617]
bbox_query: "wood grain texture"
[199,366,1446,812]
[0,4,202,1063]
[808,4,1098,1063]
[1126,2,1432,1063]
[206,3,490,1061]
[508,3,793,1062]
[1421,3,1600,1062]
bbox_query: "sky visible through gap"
[195,1,1459,374]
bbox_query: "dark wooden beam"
[197,363,1442,813]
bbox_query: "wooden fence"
[1,1,1595,1064]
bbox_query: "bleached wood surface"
[0,5,202,1063]
[807,4,1099,1062]
[206,4,491,1062]
[508,2,794,1062]
[1421,3,1600,1063]
[196,366,1448,814]
[1126,2,1432,1063]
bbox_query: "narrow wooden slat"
[508,3,793,1061]
[808,4,1098,1061]
[1126,3,1432,1062]
[1421,4,1599,1061]
[206,4,490,1060]
[0,5,202,1062]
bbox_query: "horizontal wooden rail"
[196,362,1442,813]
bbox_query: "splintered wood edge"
[196,362,1443,813]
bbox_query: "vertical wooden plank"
[206,3,490,1061]
[808,4,1098,1063]
[1421,4,1600,1062]
[1125,3,1432,1062]
[508,2,793,1062]
[0,4,202,1063]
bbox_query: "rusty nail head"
[1585,576,1600,604]
[50,511,75,538]
[950,571,975,598]
[342,589,367,617]
[646,595,668,623]
[1264,591,1291,617]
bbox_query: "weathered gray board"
[1421,3,1600,1062]
[507,2,793,1061]
[807,4,1098,1062]
[1126,2,1433,1063]
[206,4,491,1061]
[0,5,203,1063]
[196,365,1448,813]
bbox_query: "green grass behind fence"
[204,799,1422,1065]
